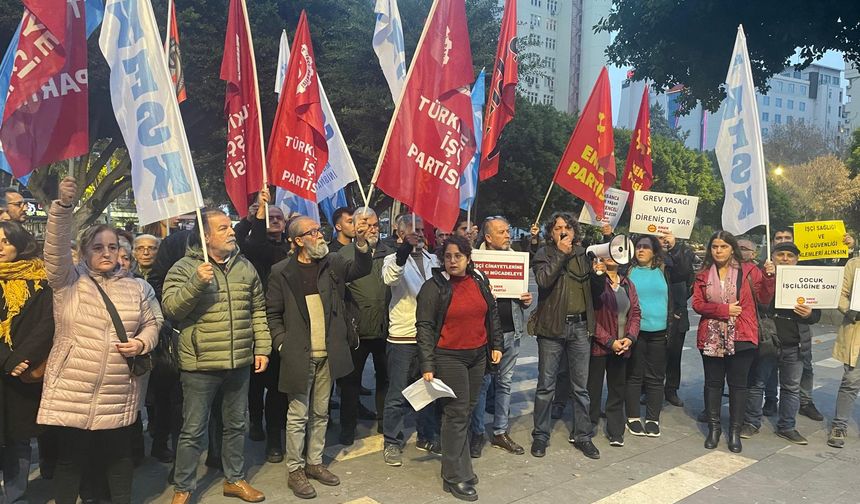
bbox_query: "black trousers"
[248,351,288,444]
[702,348,757,426]
[435,348,485,484]
[149,364,182,448]
[587,353,630,438]
[665,311,689,392]
[626,331,667,421]
[54,425,135,504]
[337,338,389,434]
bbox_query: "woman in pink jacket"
[38,178,158,504]
[693,231,774,454]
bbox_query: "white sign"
[775,265,844,309]
[851,269,860,312]
[471,249,529,299]
[629,190,699,239]
[579,187,629,230]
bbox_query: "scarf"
[702,262,739,357]
[0,258,48,347]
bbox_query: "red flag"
[166,0,187,103]
[221,0,265,217]
[553,67,615,219]
[621,86,652,200]
[373,0,476,232]
[479,0,517,181]
[267,11,328,202]
[0,1,88,179]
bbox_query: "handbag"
[91,278,153,377]
[19,360,47,384]
[748,276,780,359]
[151,323,180,376]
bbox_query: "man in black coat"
[266,215,372,499]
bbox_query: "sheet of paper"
[402,377,457,411]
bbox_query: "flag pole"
[239,0,270,229]
[164,0,173,56]
[534,181,554,227]
[367,0,441,205]
[195,208,209,263]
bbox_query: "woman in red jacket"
[693,231,775,453]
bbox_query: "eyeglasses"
[298,228,322,238]
[7,201,25,208]
[134,246,157,253]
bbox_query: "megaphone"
[586,235,634,273]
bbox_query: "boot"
[704,386,722,449]
[727,387,745,453]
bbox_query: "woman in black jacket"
[416,235,503,502]
[0,222,54,502]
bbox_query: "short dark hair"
[332,207,354,226]
[544,211,580,244]
[0,221,38,260]
[701,230,744,271]
[436,234,472,264]
[773,226,793,238]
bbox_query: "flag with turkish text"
[620,86,652,201]
[0,0,89,179]
[552,67,615,219]
[165,0,187,102]
[221,0,265,217]
[372,0,476,232]
[479,0,517,181]
[267,11,328,202]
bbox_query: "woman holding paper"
[416,235,503,502]
[693,231,775,453]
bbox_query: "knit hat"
[772,241,800,256]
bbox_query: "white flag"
[716,25,768,236]
[373,0,407,103]
[274,29,289,95]
[100,0,203,225]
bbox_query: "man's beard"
[306,240,329,259]
[367,235,379,248]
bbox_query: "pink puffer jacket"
[37,202,158,431]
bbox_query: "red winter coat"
[692,262,775,350]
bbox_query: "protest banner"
[471,249,529,299]
[579,187,628,230]
[774,265,844,309]
[628,190,699,239]
[793,220,849,261]
[852,269,860,312]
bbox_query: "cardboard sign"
[774,265,844,309]
[628,190,699,239]
[793,220,849,261]
[579,187,629,231]
[851,269,860,312]
[471,249,529,299]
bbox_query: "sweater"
[382,248,438,343]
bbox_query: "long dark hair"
[632,234,664,269]
[0,221,39,260]
[544,211,580,244]
[701,231,744,271]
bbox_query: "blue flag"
[459,70,485,211]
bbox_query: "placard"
[471,249,529,299]
[628,190,699,239]
[851,269,860,312]
[579,187,629,231]
[793,220,849,261]
[774,265,844,309]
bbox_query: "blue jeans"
[3,438,31,503]
[833,363,860,430]
[532,321,591,443]
[745,346,803,430]
[470,332,521,436]
[174,368,250,492]
[382,343,439,447]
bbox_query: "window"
[799,102,806,111]
[763,96,770,106]
[774,114,782,124]
[546,18,557,31]
[545,75,555,91]
[762,127,769,136]
[761,112,769,122]
[545,38,556,50]
[775,98,782,108]
[801,85,807,95]
[544,57,556,71]
[787,115,793,124]
[531,0,541,6]
[778,81,784,92]
[530,13,542,28]
[787,99,794,110]
[547,0,558,14]
[788,83,795,93]
[543,94,553,105]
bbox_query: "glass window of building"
[775,98,782,108]
[762,112,769,122]
[799,101,806,111]
[531,0,541,6]
[787,115,793,124]
[787,99,794,109]
[763,96,770,106]
[775,114,781,124]
[788,83,795,93]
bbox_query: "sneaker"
[799,403,825,421]
[608,435,624,447]
[490,433,525,455]
[416,438,442,456]
[762,398,778,417]
[775,429,808,445]
[827,427,847,449]
[383,444,402,466]
[739,424,760,439]
[626,419,646,436]
[470,433,485,458]
[644,420,661,437]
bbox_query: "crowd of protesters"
[0,181,859,503]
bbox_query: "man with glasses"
[469,216,532,458]
[267,215,371,499]
[1,188,28,223]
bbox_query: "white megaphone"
[586,235,634,274]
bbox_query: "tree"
[846,128,860,179]
[772,154,860,231]
[597,0,860,112]
[764,121,838,167]
[649,102,687,143]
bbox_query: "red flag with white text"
[0,0,88,179]
[373,0,476,232]
[166,0,187,103]
[221,0,264,217]
[552,67,615,219]
[479,0,517,181]
[620,86,652,200]
[266,10,328,202]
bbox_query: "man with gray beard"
[266,215,372,499]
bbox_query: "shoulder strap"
[91,278,129,344]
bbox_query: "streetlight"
[773,165,784,176]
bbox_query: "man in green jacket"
[163,209,272,504]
